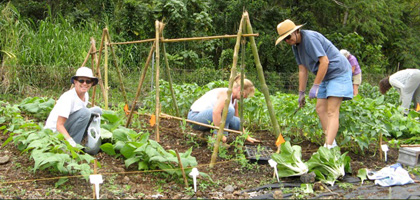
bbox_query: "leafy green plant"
[270,141,309,178]
[18,96,55,120]
[357,168,368,185]
[306,147,351,186]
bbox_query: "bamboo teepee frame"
[83,11,283,168]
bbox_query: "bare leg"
[324,97,343,145]
[316,99,328,133]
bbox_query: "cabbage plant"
[271,141,308,177]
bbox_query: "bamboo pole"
[108,34,259,45]
[379,132,383,160]
[153,113,243,134]
[125,42,156,127]
[92,31,108,106]
[161,24,180,117]
[81,45,92,67]
[175,150,189,188]
[239,33,246,132]
[90,37,107,107]
[104,35,109,110]
[244,11,283,140]
[155,20,161,142]
[104,28,129,107]
[210,14,245,168]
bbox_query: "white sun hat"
[71,67,99,86]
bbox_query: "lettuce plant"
[306,146,351,186]
[271,141,308,177]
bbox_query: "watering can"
[84,113,101,155]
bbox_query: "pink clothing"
[348,55,361,76]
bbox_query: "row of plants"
[1,97,204,186]
[143,79,420,153]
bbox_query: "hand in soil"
[246,136,261,143]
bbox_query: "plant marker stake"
[90,174,103,199]
[268,159,279,183]
[381,144,389,162]
[189,168,200,192]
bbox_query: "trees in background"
[1,0,420,94]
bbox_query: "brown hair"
[233,74,255,98]
[379,76,392,94]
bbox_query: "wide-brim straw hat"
[71,66,99,86]
[275,19,305,45]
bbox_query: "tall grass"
[1,4,102,94]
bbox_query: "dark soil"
[0,115,417,199]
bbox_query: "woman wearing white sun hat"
[45,67,102,147]
[275,19,353,149]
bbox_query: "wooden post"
[379,132,383,160]
[104,34,109,110]
[244,11,283,140]
[92,31,108,107]
[176,150,189,188]
[239,31,246,132]
[210,14,245,168]
[161,23,180,117]
[126,42,156,127]
[92,159,97,199]
[155,20,161,142]
[104,28,129,107]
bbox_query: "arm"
[314,56,329,85]
[212,91,227,127]
[352,66,356,73]
[56,116,71,139]
[298,64,309,91]
[56,116,76,146]
[234,101,239,117]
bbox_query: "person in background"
[45,66,102,147]
[187,74,260,143]
[275,19,353,149]
[340,49,362,96]
[379,69,420,114]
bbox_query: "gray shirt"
[292,30,351,81]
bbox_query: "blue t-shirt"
[292,30,351,81]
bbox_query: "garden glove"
[309,84,320,99]
[66,137,77,147]
[298,91,306,108]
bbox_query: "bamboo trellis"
[83,11,284,168]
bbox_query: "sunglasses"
[76,79,93,84]
[284,34,292,40]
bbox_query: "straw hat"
[275,19,305,45]
[71,67,99,86]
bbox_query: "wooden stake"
[244,11,284,142]
[104,34,109,109]
[161,23,180,117]
[210,13,245,168]
[176,150,189,188]
[109,34,259,45]
[104,28,129,107]
[379,132,383,160]
[92,31,108,106]
[155,20,161,142]
[154,113,243,134]
[126,42,156,127]
[92,159,97,199]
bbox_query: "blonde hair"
[233,74,255,98]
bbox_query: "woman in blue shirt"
[275,19,353,149]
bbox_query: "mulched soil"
[0,115,415,199]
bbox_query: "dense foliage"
[1,0,420,95]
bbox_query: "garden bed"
[0,115,418,199]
